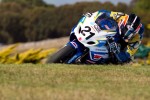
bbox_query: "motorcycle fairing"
[67,11,118,64]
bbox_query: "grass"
[0,64,150,100]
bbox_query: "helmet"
[119,13,141,42]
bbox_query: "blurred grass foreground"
[0,64,149,100]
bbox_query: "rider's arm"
[114,24,144,63]
[107,36,131,63]
[118,24,144,63]
[127,24,144,56]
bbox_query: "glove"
[107,36,120,54]
[107,36,128,63]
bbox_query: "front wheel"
[46,45,76,63]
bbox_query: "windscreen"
[95,13,117,30]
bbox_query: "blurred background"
[0,0,149,44]
[0,0,149,64]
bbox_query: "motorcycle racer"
[71,10,144,64]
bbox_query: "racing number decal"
[81,26,90,36]
[80,26,95,40]
[86,32,95,40]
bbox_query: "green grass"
[0,64,150,100]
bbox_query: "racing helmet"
[119,13,141,41]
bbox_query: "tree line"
[0,0,149,44]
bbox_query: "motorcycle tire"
[46,45,76,63]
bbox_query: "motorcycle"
[46,13,121,64]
